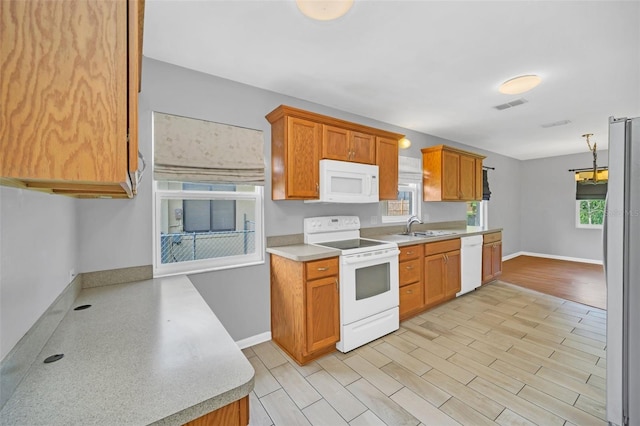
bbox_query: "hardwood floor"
[246,282,606,425]
[500,256,606,310]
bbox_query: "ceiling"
[143,0,640,160]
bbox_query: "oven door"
[340,248,399,325]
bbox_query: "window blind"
[398,156,421,184]
[482,170,491,201]
[153,112,265,184]
[576,181,608,200]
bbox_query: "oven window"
[355,263,390,300]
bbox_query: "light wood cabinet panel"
[306,276,340,353]
[376,136,399,200]
[270,254,339,365]
[350,132,376,164]
[399,281,424,319]
[267,105,403,201]
[183,396,249,426]
[422,145,485,202]
[399,244,423,262]
[424,238,461,307]
[399,258,422,286]
[482,232,503,284]
[322,125,350,161]
[444,250,461,297]
[424,254,446,306]
[1,0,143,198]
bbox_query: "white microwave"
[306,159,379,203]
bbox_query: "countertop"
[267,226,502,261]
[0,276,255,425]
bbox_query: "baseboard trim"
[504,251,603,265]
[235,331,271,349]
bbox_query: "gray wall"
[520,150,607,262]
[0,187,79,360]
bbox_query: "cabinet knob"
[406,251,414,255]
[317,267,329,271]
[406,289,413,294]
[405,265,414,270]
[335,278,339,291]
[316,182,319,194]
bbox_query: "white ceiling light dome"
[499,74,542,95]
[295,0,354,21]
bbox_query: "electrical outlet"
[370,216,378,225]
[69,268,76,282]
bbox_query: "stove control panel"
[304,216,360,234]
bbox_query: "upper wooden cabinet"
[266,105,403,200]
[422,145,485,202]
[376,137,399,200]
[1,0,144,198]
[322,125,375,164]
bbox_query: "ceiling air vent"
[541,119,572,128]
[494,98,528,110]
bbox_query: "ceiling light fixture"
[295,0,354,21]
[398,137,411,149]
[498,74,542,95]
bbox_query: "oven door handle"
[341,249,400,264]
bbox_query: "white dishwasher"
[458,235,483,296]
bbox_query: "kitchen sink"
[397,230,456,237]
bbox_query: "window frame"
[381,182,422,224]
[575,199,605,229]
[153,183,265,277]
[467,200,489,228]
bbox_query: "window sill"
[154,259,265,278]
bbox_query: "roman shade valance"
[398,156,421,184]
[153,112,265,184]
[576,181,608,200]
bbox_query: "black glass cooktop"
[316,238,387,250]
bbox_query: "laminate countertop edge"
[0,275,255,426]
[267,227,503,261]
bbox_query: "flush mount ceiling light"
[498,74,542,95]
[295,0,354,21]
[398,137,411,149]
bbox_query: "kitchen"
[1,1,638,425]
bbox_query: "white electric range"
[304,216,400,352]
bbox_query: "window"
[467,200,488,228]
[576,199,605,229]
[381,183,421,223]
[154,182,264,276]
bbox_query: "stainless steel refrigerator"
[606,116,640,426]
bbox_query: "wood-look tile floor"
[244,281,606,426]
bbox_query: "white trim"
[381,182,421,223]
[504,251,603,265]
[235,331,271,349]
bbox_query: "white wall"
[0,187,78,361]
[520,151,607,262]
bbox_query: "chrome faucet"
[405,215,423,235]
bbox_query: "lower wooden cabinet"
[270,255,340,365]
[482,232,503,284]
[424,239,461,307]
[184,395,249,426]
[398,244,424,320]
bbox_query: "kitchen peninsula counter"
[0,276,254,425]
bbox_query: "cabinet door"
[376,137,399,200]
[400,281,424,320]
[444,250,461,297]
[322,125,350,161]
[482,243,494,283]
[1,0,135,195]
[286,117,321,199]
[351,132,376,164]
[474,158,483,201]
[442,151,460,200]
[492,242,503,279]
[424,254,445,306]
[459,155,476,201]
[306,276,340,354]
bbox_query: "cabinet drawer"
[399,281,424,317]
[483,232,502,244]
[306,257,339,280]
[424,238,461,256]
[399,244,423,262]
[399,258,421,286]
